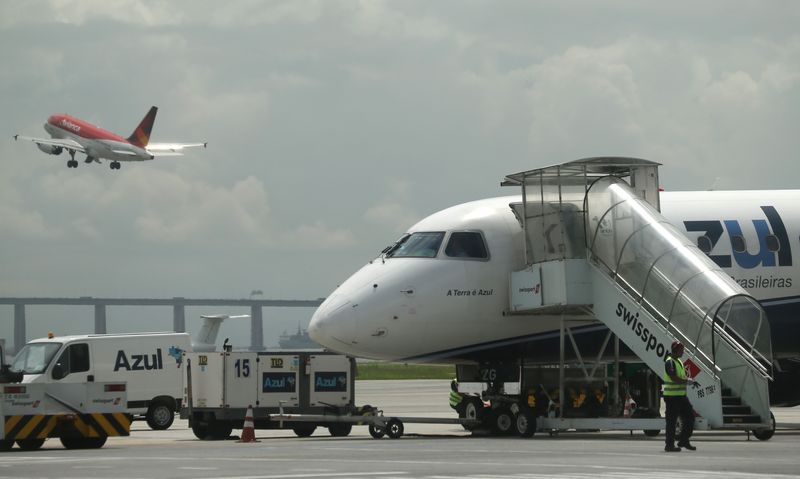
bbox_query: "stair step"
[723,405,752,415]
[722,396,742,406]
[723,414,761,424]
[721,387,732,396]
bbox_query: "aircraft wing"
[13,135,85,153]
[146,142,207,155]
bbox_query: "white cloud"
[364,180,420,234]
[700,70,761,109]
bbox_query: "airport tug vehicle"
[0,342,130,451]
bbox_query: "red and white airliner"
[14,106,206,170]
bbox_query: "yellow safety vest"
[662,356,687,397]
[449,389,462,408]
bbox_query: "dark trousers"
[664,395,694,446]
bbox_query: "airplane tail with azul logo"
[127,106,158,148]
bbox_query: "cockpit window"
[387,232,444,258]
[445,232,489,259]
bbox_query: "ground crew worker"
[449,379,463,411]
[663,340,699,452]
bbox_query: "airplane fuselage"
[43,114,153,162]
[310,190,800,364]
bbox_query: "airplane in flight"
[14,106,206,170]
[309,158,799,437]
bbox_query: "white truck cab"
[10,331,190,430]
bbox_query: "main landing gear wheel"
[515,405,536,438]
[491,407,515,436]
[386,418,404,439]
[753,412,776,441]
[67,159,78,168]
[110,161,121,170]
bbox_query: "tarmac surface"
[2,380,800,478]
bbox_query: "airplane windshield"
[10,342,62,374]
[387,232,445,258]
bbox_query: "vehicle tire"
[460,396,486,431]
[0,440,14,452]
[515,405,536,438]
[753,412,776,441]
[292,425,317,438]
[60,436,107,449]
[327,423,353,437]
[368,424,386,439]
[633,407,661,437]
[16,438,45,451]
[386,419,404,439]
[208,421,233,440]
[191,422,210,440]
[491,407,515,436]
[146,400,175,430]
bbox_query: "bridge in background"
[0,297,323,353]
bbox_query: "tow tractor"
[0,342,131,451]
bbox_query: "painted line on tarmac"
[213,473,407,479]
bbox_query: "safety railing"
[584,177,772,380]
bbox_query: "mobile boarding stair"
[502,158,774,438]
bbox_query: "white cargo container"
[10,332,190,430]
[182,350,356,439]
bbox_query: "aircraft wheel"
[515,405,536,438]
[753,412,776,441]
[491,407,515,436]
[110,161,121,170]
[16,438,45,451]
[386,418,404,439]
[368,424,386,439]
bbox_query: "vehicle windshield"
[10,342,62,374]
[387,232,445,258]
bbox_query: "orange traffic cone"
[238,405,259,443]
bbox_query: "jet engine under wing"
[13,135,85,153]
[146,142,207,155]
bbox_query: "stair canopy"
[585,176,772,381]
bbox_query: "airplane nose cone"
[309,294,357,352]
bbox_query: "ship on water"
[277,324,321,350]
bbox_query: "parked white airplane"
[309,163,800,407]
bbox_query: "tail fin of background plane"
[127,106,158,148]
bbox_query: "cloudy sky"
[1,1,799,346]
